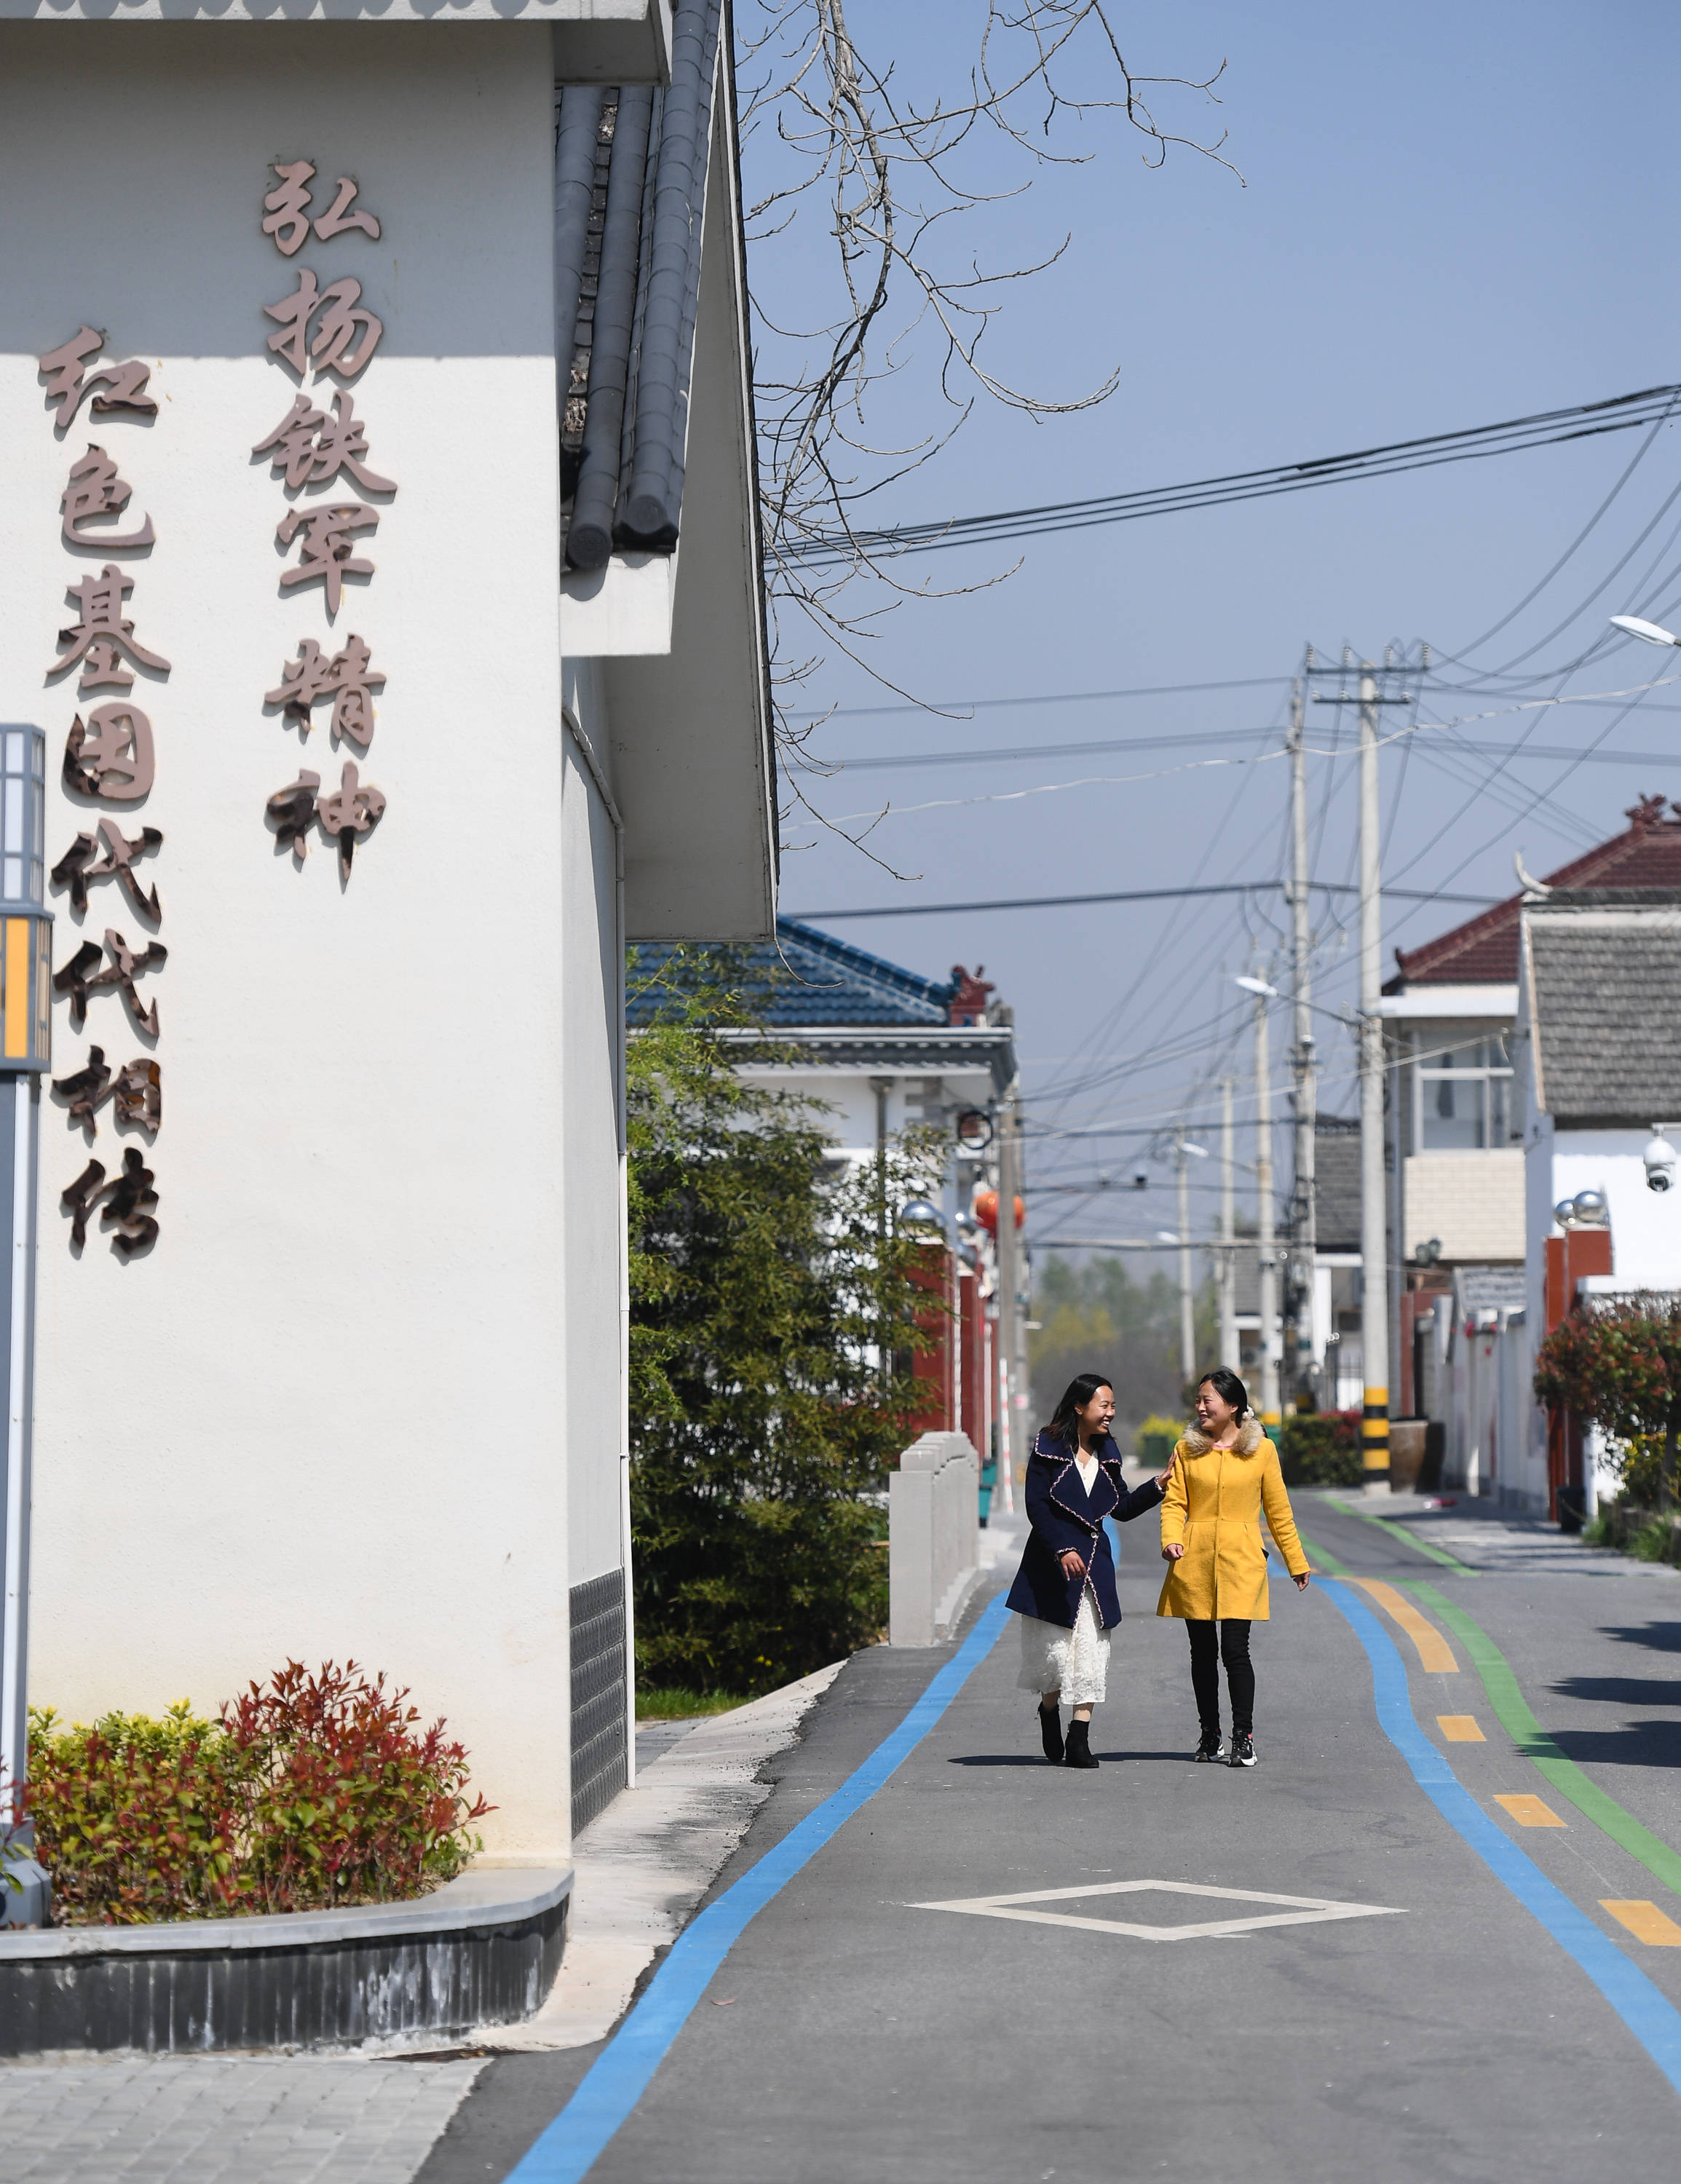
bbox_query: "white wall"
[563,727,625,1588]
[1,24,585,1861]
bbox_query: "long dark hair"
[1198,1366,1250,1420]
[1045,1372,1113,1447]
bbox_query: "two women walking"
[1008,1366,1310,1768]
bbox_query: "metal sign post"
[0,727,52,1928]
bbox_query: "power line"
[791,675,1290,723]
[788,881,1498,922]
[788,381,1681,566]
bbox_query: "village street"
[4,1493,1679,2180]
[410,1489,1681,2184]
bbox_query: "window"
[1415,1032,1513,1152]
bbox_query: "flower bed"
[16,1659,491,1926]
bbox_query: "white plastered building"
[0,0,773,1867]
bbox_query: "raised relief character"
[38,328,157,432]
[63,704,156,802]
[52,1049,161,1139]
[263,161,382,254]
[52,818,164,922]
[317,760,385,879]
[263,269,383,380]
[62,1146,158,1255]
[275,503,377,614]
[251,392,395,496]
[266,633,384,748]
[61,446,154,553]
[53,927,169,1037]
[52,568,171,692]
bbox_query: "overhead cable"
[788,382,1681,566]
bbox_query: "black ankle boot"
[1064,1717,1098,1768]
[1039,1701,1064,1764]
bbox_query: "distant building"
[1510,887,1681,1515]
[1302,799,1681,1500]
[630,917,1017,1460]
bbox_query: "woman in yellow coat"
[1158,1367,1310,1768]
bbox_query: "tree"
[1030,1251,1217,1441]
[1532,1298,1681,1511]
[628,956,949,1693]
[738,4,1240,856]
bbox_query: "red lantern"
[974,1188,1024,1235]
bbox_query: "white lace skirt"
[1015,1591,1110,1707]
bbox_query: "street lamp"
[0,726,51,1928]
[1610,614,1681,647]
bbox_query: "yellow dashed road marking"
[1437,1715,1484,1742]
[1602,1900,1681,1947]
[1350,1578,1458,1673]
[1495,1793,1566,1828]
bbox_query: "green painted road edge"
[1296,1525,1350,1578]
[1322,1494,1476,1572]
[1403,1578,1681,1905]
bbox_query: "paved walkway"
[423,1489,1681,2182]
[8,1494,1680,2181]
[0,2056,484,2183]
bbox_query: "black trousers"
[1187,1618,1254,1736]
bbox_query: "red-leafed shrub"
[22,1661,492,1926]
[223,1659,492,1915]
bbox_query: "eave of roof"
[1384,802,1681,992]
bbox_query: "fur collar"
[1180,1417,1265,1457]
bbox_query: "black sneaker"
[1230,1732,1257,1768]
[1195,1728,1225,1762]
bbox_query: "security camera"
[1132,1169,1149,1190]
[1645,1125,1678,1194]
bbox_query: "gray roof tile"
[556,0,723,569]
[1527,898,1681,1124]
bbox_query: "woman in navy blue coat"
[1006,1372,1176,1768]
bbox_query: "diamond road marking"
[909,1877,1407,1943]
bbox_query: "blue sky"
[748,1,1681,1252]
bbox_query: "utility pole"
[1288,658,1317,1408]
[1252,988,1280,1426]
[1358,667,1390,1491]
[1176,1130,1195,1390]
[1219,1077,1238,1372]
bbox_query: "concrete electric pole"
[1251,986,1280,1426]
[1358,667,1390,1491]
[1288,661,1318,1409]
[1219,1077,1238,1372]
[1176,1131,1195,1390]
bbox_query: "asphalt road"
[420,1494,1681,2184]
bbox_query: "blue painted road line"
[1320,1578,1681,2099]
[507,1589,1014,2184]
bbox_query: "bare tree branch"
[737,3,1242,856]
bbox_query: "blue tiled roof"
[628,919,958,1027]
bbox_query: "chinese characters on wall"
[257,160,392,878]
[38,325,165,1257]
[37,157,396,1259]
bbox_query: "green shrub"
[1277,1411,1363,1487]
[24,1661,491,1926]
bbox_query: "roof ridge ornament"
[1514,850,1552,901]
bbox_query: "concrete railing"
[889,1431,981,1646]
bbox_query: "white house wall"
[563,727,625,1590]
[1,24,586,1863]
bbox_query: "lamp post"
[0,726,52,1928]
[1236,976,1281,1424]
